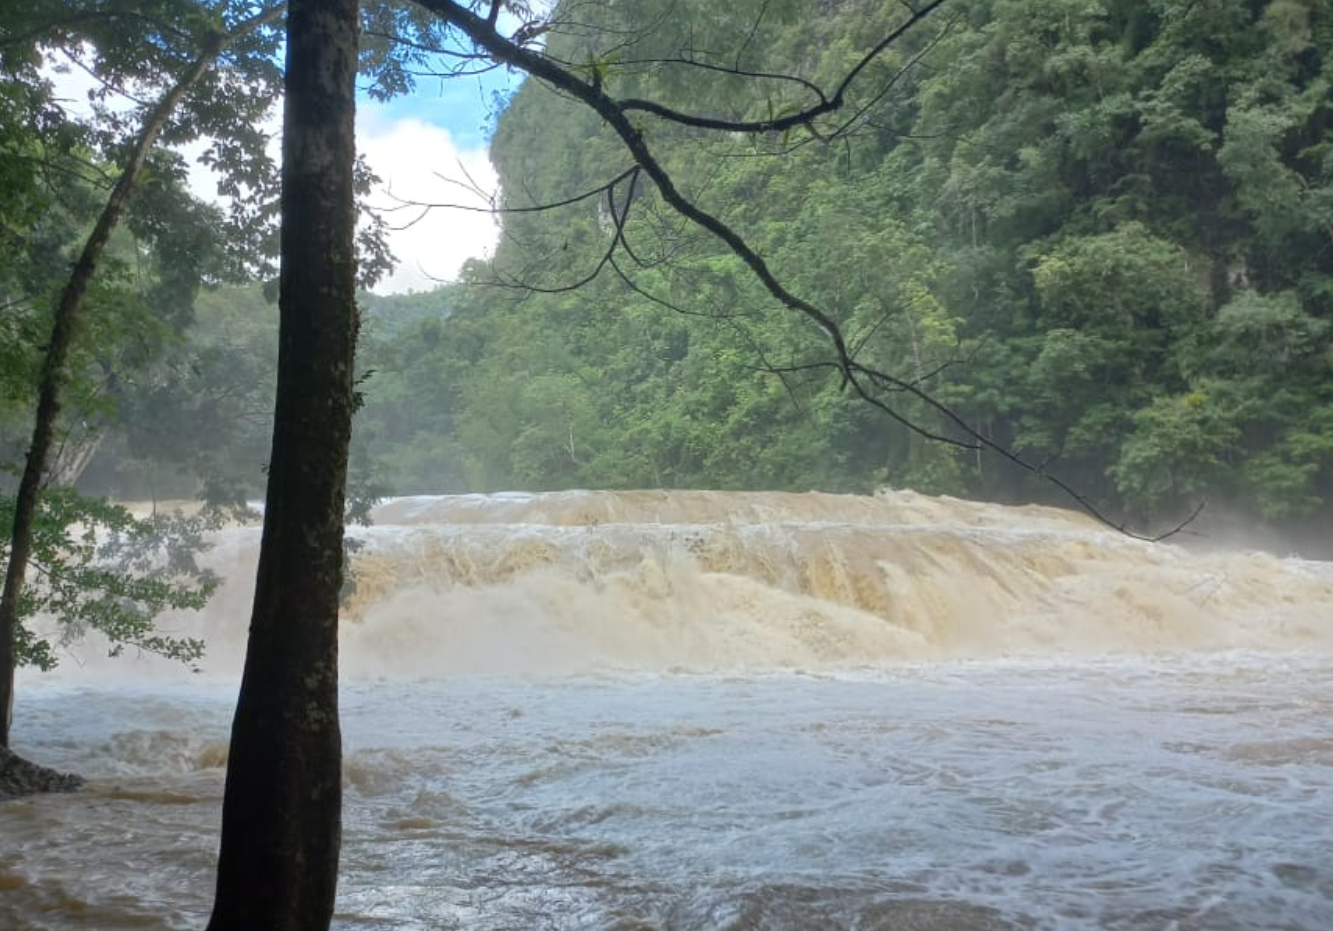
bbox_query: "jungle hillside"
[6,0,1332,554]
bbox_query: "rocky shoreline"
[0,746,84,801]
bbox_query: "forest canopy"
[352,0,1332,549]
[4,0,1331,553]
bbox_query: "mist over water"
[4,489,1332,930]
[339,489,1333,674]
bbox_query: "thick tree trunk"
[205,1,359,929]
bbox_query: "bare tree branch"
[611,1,950,134]
[404,0,1202,542]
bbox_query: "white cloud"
[357,112,500,295]
[43,56,500,295]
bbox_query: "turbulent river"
[3,489,1332,930]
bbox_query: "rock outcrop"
[0,746,84,801]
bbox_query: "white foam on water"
[8,660,1333,930]
[6,490,1331,929]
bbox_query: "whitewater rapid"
[3,489,1331,930]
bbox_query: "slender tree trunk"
[206,1,359,928]
[0,17,249,748]
[48,431,103,486]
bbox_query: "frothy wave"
[27,489,1333,682]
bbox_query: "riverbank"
[0,746,83,801]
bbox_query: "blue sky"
[364,66,522,151]
[360,1,540,150]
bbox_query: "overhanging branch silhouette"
[405,0,1202,542]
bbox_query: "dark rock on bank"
[0,746,84,801]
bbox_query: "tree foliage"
[353,0,1332,545]
[0,489,216,670]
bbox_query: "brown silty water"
[3,488,1330,931]
[334,489,1333,676]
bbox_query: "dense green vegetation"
[7,0,1331,550]
[349,0,1332,546]
[0,489,217,669]
[0,1,285,685]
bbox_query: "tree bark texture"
[206,1,359,928]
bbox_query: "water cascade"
[3,489,1330,930]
